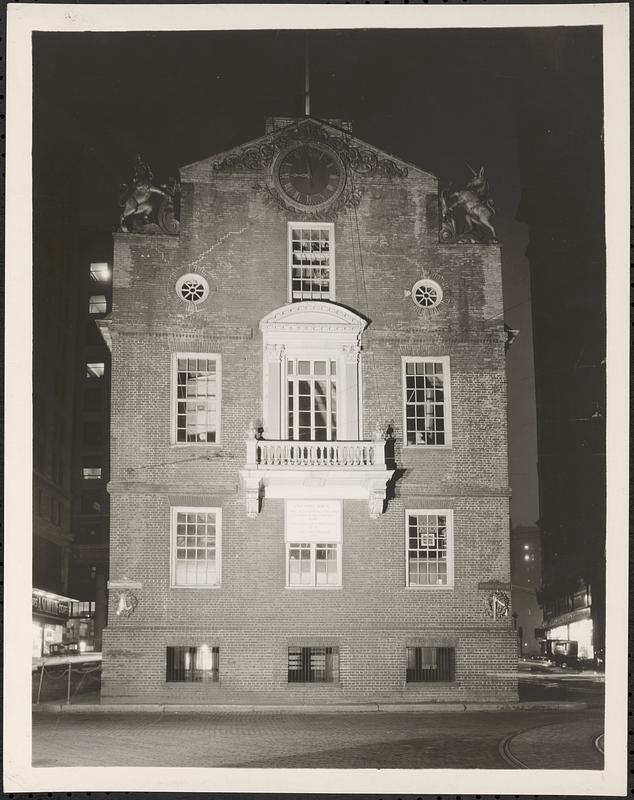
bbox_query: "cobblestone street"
[32,706,604,769]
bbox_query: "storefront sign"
[285,499,342,543]
[32,592,70,618]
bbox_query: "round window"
[412,279,443,309]
[176,273,209,304]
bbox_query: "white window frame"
[287,222,335,303]
[285,541,342,589]
[170,506,222,589]
[285,357,338,441]
[402,356,452,448]
[171,353,222,446]
[404,508,454,590]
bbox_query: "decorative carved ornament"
[213,120,407,220]
[485,590,511,620]
[119,154,180,235]
[440,166,497,244]
[213,120,408,179]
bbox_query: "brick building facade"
[101,117,517,704]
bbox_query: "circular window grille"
[176,273,209,304]
[412,279,443,309]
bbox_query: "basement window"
[287,646,339,683]
[166,645,219,682]
[406,646,455,682]
[82,467,102,480]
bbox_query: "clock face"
[275,143,345,210]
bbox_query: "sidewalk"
[33,693,588,715]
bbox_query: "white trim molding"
[240,302,394,518]
[404,508,454,589]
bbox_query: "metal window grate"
[287,646,339,683]
[406,646,455,682]
[166,645,219,682]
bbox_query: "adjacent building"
[515,27,606,665]
[510,525,543,657]
[101,117,517,704]
[67,227,113,652]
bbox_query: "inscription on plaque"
[285,500,342,542]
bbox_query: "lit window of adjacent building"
[86,362,105,379]
[82,467,102,480]
[89,295,107,314]
[406,646,455,682]
[403,357,452,446]
[171,507,221,588]
[172,354,221,444]
[287,646,339,683]
[166,645,219,682]
[287,358,337,441]
[89,262,110,282]
[287,543,341,588]
[288,223,334,301]
[406,510,454,588]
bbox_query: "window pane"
[86,362,105,379]
[405,361,447,445]
[173,510,219,586]
[90,262,110,282]
[175,357,218,443]
[407,513,449,586]
[290,226,332,300]
[88,295,107,314]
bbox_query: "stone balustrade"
[246,439,386,470]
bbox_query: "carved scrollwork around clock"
[212,120,408,180]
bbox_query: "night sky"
[32,26,604,527]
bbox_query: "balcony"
[239,428,395,518]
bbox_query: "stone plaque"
[285,499,342,543]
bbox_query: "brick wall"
[103,120,516,704]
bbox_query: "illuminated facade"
[101,117,518,704]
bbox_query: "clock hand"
[288,172,312,178]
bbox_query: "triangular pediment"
[180,117,436,183]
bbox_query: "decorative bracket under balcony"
[239,429,394,519]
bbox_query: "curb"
[33,700,589,715]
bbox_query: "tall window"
[406,510,453,588]
[166,645,219,682]
[173,354,221,444]
[287,542,341,587]
[288,223,334,301]
[287,358,337,441]
[171,507,221,587]
[403,357,451,446]
[287,646,339,683]
[406,646,455,682]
